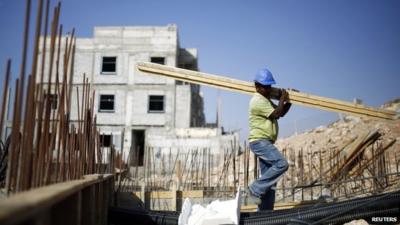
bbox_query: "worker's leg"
[248,139,288,198]
[258,158,276,210]
[259,186,276,210]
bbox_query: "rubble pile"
[277,99,400,157]
[275,98,400,198]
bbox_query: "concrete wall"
[36,25,238,168]
[130,87,174,127]
[175,85,191,128]
[145,128,240,170]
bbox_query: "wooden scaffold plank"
[137,62,397,120]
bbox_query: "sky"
[0,0,399,141]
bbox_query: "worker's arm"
[281,102,292,117]
[269,89,290,119]
[279,88,299,117]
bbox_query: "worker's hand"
[279,89,289,103]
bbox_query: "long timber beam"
[137,62,397,120]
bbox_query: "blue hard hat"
[254,68,276,85]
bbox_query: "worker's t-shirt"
[249,93,279,143]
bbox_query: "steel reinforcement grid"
[108,189,400,225]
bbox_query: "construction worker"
[246,67,292,210]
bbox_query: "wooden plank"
[137,62,397,120]
[349,139,396,177]
[150,191,174,199]
[328,130,380,181]
[241,200,319,211]
[182,190,204,198]
[133,191,173,199]
[133,190,204,199]
[0,174,113,225]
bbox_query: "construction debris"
[178,188,241,225]
[344,219,369,225]
[275,99,400,201]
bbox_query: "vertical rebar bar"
[0,60,11,140]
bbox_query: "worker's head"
[254,67,275,98]
[255,82,272,98]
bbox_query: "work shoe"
[245,189,261,205]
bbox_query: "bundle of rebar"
[0,0,123,195]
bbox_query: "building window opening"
[150,57,165,65]
[101,56,117,74]
[45,94,58,110]
[148,95,164,113]
[100,134,112,147]
[131,130,145,166]
[99,94,115,112]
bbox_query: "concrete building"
[37,25,239,171]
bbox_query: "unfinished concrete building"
[37,24,239,172]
